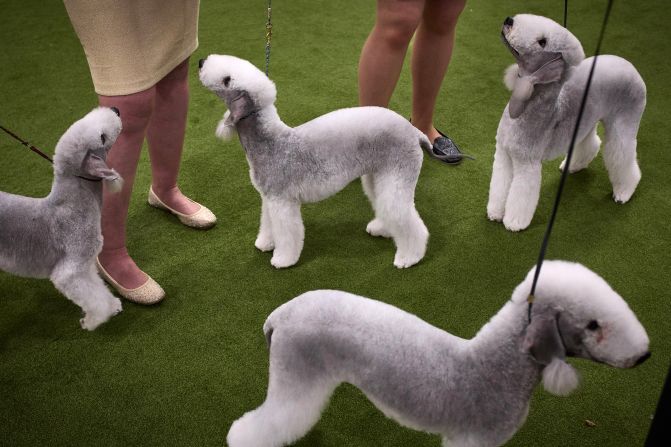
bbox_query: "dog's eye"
[538,38,547,48]
[223,76,231,87]
[586,320,599,331]
[100,134,107,145]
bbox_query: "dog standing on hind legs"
[0,107,124,330]
[487,14,646,232]
[199,55,429,268]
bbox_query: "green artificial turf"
[1,0,669,445]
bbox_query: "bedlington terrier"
[0,107,124,330]
[487,14,646,231]
[227,261,650,447]
[199,55,430,269]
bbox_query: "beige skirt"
[64,0,200,96]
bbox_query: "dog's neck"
[467,299,542,389]
[48,173,103,208]
[236,105,293,151]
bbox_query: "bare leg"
[359,0,424,107]
[411,0,465,141]
[98,88,156,289]
[146,58,200,215]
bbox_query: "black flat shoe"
[430,129,475,165]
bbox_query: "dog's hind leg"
[559,126,601,173]
[266,199,304,268]
[227,366,336,447]
[362,174,391,238]
[51,261,122,330]
[502,159,542,232]
[255,195,275,252]
[374,174,428,268]
[602,116,642,203]
[487,145,513,222]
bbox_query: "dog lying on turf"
[487,14,646,231]
[0,107,124,330]
[227,261,650,447]
[199,55,430,269]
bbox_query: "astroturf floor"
[1,1,669,446]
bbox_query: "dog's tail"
[418,131,432,153]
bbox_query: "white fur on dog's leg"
[372,176,428,268]
[503,160,542,232]
[559,128,601,174]
[51,263,123,330]
[366,218,391,238]
[267,199,304,268]
[255,196,275,252]
[602,126,641,204]
[487,145,513,222]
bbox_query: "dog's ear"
[523,313,564,365]
[508,52,565,118]
[523,311,579,396]
[82,152,123,192]
[228,92,255,123]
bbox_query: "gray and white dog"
[0,107,124,330]
[199,55,430,269]
[487,14,646,231]
[227,261,650,447]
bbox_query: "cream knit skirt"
[64,0,200,96]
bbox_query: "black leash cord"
[0,124,54,163]
[528,0,614,322]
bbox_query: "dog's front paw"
[255,236,275,252]
[486,205,504,222]
[80,298,123,331]
[393,253,423,269]
[366,218,391,238]
[271,252,300,269]
[503,213,532,232]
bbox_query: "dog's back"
[561,55,646,128]
[0,191,59,278]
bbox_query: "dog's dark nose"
[504,16,514,27]
[198,58,206,69]
[110,107,120,117]
[634,351,651,366]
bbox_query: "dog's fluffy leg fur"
[266,199,304,268]
[503,160,542,231]
[51,262,122,330]
[559,127,601,173]
[373,174,428,268]
[227,367,336,447]
[487,145,514,222]
[255,196,275,252]
[362,174,391,238]
[602,117,642,203]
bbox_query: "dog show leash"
[0,124,102,182]
[527,0,614,322]
[1,124,55,163]
[265,0,272,76]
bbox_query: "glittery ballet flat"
[96,258,165,305]
[148,186,217,229]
